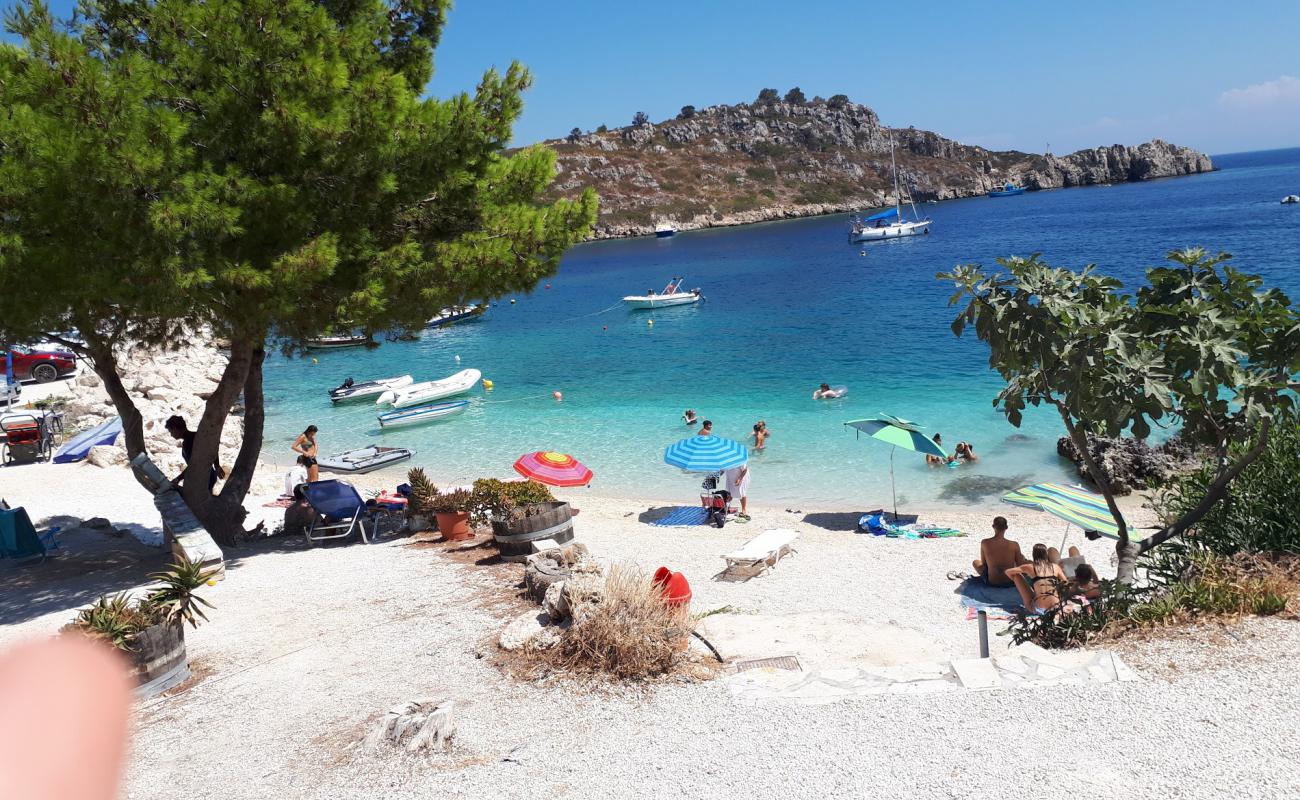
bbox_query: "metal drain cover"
[729,655,802,674]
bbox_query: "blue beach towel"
[648,506,709,527]
[956,577,1025,619]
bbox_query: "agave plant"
[72,593,148,651]
[142,555,220,630]
[406,467,439,518]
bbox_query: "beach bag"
[858,513,891,534]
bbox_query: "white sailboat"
[850,134,933,242]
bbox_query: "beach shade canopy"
[514,451,594,488]
[844,413,947,520]
[1001,482,1135,542]
[663,435,748,473]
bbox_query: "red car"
[4,345,78,383]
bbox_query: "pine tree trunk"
[182,336,255,546]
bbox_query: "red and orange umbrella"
[513,451,594,488]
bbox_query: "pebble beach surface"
[2,463,1297,799]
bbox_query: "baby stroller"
[700,473,734,529]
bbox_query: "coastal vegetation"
[942,248,1300,583]
[65,556,217,651]
[0,0,597,542]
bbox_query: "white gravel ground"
[2,462,1298,800]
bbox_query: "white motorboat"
[849,133,933,242]
[306,334,371,350]
[328,374,413,403]
[1283,195,1300,205]
[376,368,481,408]
[654,222,678,238]
[623,277,702,310]
[317,445,413,474]
[426,304,485,327]
[378,400,469,428]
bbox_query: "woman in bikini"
[292,424,320,482]
[1006,543,1068,613]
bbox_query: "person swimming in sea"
[750,421,769,450]
[683,409,698,425]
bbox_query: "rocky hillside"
[542,100,1214,238]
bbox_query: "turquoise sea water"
[263,148,1300,508]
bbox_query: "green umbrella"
[844,414,948,520]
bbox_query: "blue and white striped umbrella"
[663,435,748,472]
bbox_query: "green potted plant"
[430,488,475,541]
[471,478,570,561]
[64,556,218,697]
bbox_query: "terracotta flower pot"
[435,511,473,541]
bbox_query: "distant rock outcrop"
[542,100,1214,238]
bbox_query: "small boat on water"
[306,334,371,350]
[378,400,469,429]
[1283,195,1300,205]
[623,277,702,309]
[849,134,933,242]
[376,368,481,408]
[317,445,413,474]
[654,222,678,238]
[426,304,485,328]
[988,182,1026,197]
[329,375,413,403]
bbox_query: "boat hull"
[622,293,700,309]
[378,400,469,428]
[654,229,677,238]
[377,368,481,408]
[329,375,413,403]
[426,305,484,328]
[318,446,413,474]
[851,219,933,242]
[306,336,369,350]
[988,187,1025,197]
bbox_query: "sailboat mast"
[890,132,901,218]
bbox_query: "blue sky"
[7,0,1299,154]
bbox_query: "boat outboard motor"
[338,377,355,391]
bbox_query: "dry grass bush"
[528,564,699,682]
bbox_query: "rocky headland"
[542,99,1214,238]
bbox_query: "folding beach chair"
[302,480,373,545]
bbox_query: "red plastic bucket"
[652,566,692,607]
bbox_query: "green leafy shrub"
[471,479,555,525]
[1152,414,1300,562]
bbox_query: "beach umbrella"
[513,451,594,488]
[663,435,747,473]
[844,413,948,521]
[1001,482,1134,544]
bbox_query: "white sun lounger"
[723,529,799,577]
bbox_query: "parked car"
[4,345,78,383]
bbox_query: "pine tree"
[0,0,598,542]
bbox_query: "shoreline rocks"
[57,335,245,477]
[1056,434,1204,495]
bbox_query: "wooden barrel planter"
[492,501,574,562]
[128,622,191,698]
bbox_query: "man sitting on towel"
[971,516,1027,586]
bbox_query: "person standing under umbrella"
[725,463,750,520]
